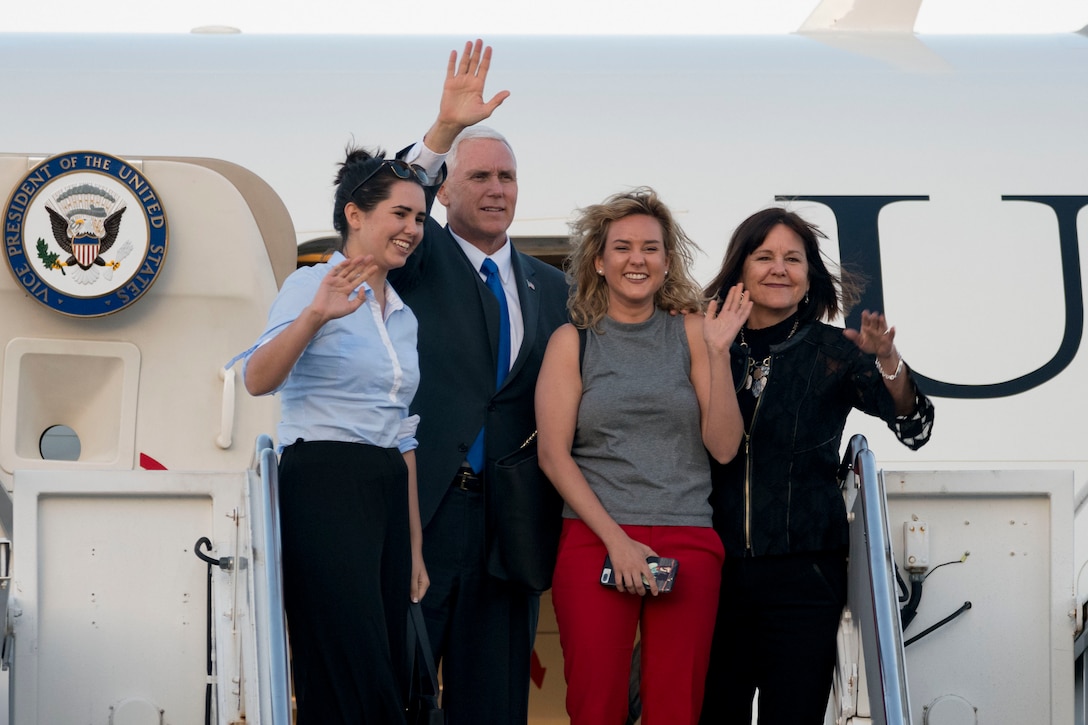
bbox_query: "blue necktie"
[466,258,511,472]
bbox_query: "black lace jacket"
[709,321,934,558]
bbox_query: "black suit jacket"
[388,217,568,527]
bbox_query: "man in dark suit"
[389,41,568,724]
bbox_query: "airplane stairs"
[0,435,292,724]
[830,434,912,725]
[832,435,1076,725]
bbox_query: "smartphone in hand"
[600,555,679,592]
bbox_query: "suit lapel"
[448,226,510,388]
[445,225,539,393]
[506,251,539,386]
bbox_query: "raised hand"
[436,40,510,132]
[843,309,897,358]
[243,253,379,397]
[704,282,752,356]
[311,255,379,322]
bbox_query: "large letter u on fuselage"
[780,195,1088,399]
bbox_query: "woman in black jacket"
[699,208,934,725]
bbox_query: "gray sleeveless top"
[567,307,713,527]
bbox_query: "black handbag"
[486,431,564,592]
[406,602,443,725]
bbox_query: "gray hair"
[446,126,517,174]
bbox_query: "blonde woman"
[536,188,750,725]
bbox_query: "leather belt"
[452,466,483,493]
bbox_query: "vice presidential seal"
[4,151,169,317]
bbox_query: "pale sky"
[4,0,1087,35]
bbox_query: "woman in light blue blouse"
[243,147,436,724]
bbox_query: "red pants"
[552,519,725,725]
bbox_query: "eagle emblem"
[41,184,133,284]
[5,150,169,317]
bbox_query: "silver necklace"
[739,319,799,398]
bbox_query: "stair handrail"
[251,434,292,724]
[841,433,913,725]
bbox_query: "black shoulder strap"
[578,327,587,374]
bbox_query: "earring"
[665,269,669,276]
[804,292,810,304]
[597,268,604,275]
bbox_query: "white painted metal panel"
[884,470,1074,724]
[10,470,247,725]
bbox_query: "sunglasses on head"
[349,158,438,200]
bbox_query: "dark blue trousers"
[420,483,538,725]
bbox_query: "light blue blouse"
[242,251,420,453]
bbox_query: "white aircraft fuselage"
[1,27,1087,724]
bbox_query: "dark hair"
[703,207,861,324]
[331,146,422,247]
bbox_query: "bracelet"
[875,352,904,381]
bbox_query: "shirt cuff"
[405,141,447,183]
[893,392,935,450]
[396,414,421,453]
[226,334,285,397]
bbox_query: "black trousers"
[700,551,848,725]
[420,482,538,725]
[279,440,411,725]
